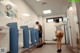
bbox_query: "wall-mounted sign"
[5,4,17,18]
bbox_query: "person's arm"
[34,25,38,29]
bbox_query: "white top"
[34,25,38,29]
[55,22,65,31]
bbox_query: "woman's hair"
[55,18,59,23]
[36,21,39,24]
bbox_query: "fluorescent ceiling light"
[22,13,30,16]
[43,10,51,14]
[36,0,41,1]
[69,7,73,10]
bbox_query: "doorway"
[44,17,65,44]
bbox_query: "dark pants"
[39,33,42,45]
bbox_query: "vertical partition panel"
[29,28,36,45]
[7,22,18,53]
[35,29,39,43]
[21,26,29,48]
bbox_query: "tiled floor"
[30,45,73,53]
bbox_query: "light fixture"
[69,7,73,10]
[47,19,54,23]
[22,13,30,16]
[59,18,62,22]
[43,10,51,14]
[36,0,41,1]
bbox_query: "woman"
[55,18,64,52]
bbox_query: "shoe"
[57,49,62,52]
[57,49,60,52]
[37,45,42,48]
[41,44,43,47]
[59,49,62,52]
[39,44,43,47]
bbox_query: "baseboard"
[44,43,65,45]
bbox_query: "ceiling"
[23,0,70,17]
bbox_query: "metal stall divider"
[34,29,39,44]
[21,26,29,48]
[7,22,18,53]
[29,28,36,45]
